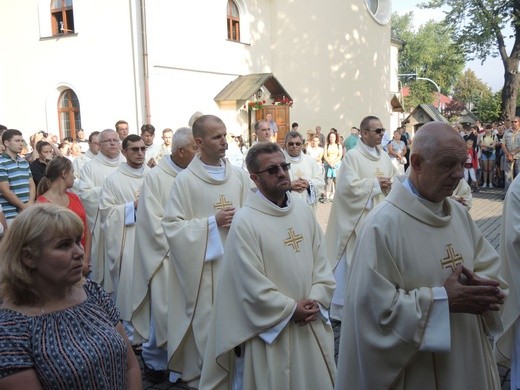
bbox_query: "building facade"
[0,0,393,141]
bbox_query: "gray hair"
[411,122,452,161]
[171,127,194,154]
[284,130,303,144]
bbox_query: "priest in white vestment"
[336,122,506,390]
[496,174,520,389]
[282,130,324,213]
[131,127,198,376]
[325,116,398,333]
[77,129,125,288]
[199,142,336,390]
[72,131,100,181]
[162,115,251,387]
[99,134,150,322]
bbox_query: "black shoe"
[142,359,169,384]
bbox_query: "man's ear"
[409,153,422,173]
[21,248,36,270]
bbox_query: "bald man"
[336,122,506,389]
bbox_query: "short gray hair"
[171,127,194,154]
[284,130,303,144]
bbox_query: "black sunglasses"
[255,162,291,175]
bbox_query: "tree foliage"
[421,0,520,119]
[391,12,465,107]
[452,69,491,104]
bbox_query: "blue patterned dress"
[0,280,128,389]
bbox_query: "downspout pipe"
[140,0,151,124]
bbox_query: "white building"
[0,0,393,143]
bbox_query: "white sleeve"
[419,287,451,352]
[124,202,136,226]
[205,215,224,262]
[259,305,296,344]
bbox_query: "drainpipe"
[140,0,151,124]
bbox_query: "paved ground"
[142,185,510,389]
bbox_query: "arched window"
[58,89,81,139]
[51,0,74,35]
[227,0,240,41]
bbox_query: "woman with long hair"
[36,156,92,276]
[323,131,343,201]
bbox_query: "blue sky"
[392,0,507,92]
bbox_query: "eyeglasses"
[287,142,302,147]
[125,146,146,152]
[255,162,291,175]
[100,139,120,144]
[363,128,386,134]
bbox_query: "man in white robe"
[131,127,197,380]
[336,122,506,389]
[73,131,100,180]
[282,130,324,213]
[199,142,336,390]
[99,134,150,322]
[162,115,251,387]
[77,129,125,287]
[325,115,398,347]
[496,174,520,388]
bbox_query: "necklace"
[40,288,78,314]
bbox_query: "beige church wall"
[270,0,391,137]
[145,0,274,138]
[0,0,144,139]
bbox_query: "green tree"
[452,69,490,105]
[392,12,465,106]
[423,0,520,119]
[476,92,501,123]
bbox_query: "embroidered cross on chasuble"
[213,195,232,210]
[283,228,303,253]
[374,168,385,177]
[440,244,464,271]
[296,169,304,178]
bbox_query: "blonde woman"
[0,204,141,389]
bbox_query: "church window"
[51,0,75,35]
[58,89,81,139]
[227,0,240,41]
[365,0,391,25]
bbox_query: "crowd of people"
[0,113,518,390]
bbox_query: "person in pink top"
[36,156,92,276]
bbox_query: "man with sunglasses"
[282,130,324,214]
[325,115,397,358]
[78,129,125,288]
[162,115,251,388]
[200,142,336,390]
[99,134,151,340]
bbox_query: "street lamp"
[398,74,442,111]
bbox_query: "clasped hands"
[444,265,505,315]
[292,299,319,326]
[291,178,309,193]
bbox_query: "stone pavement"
[142,185,510,389]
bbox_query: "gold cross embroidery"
[374,168,385,177]
[283,228,303,253]
[213,195,232,210]
[440,244,464,271]
[296,169,304,178]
